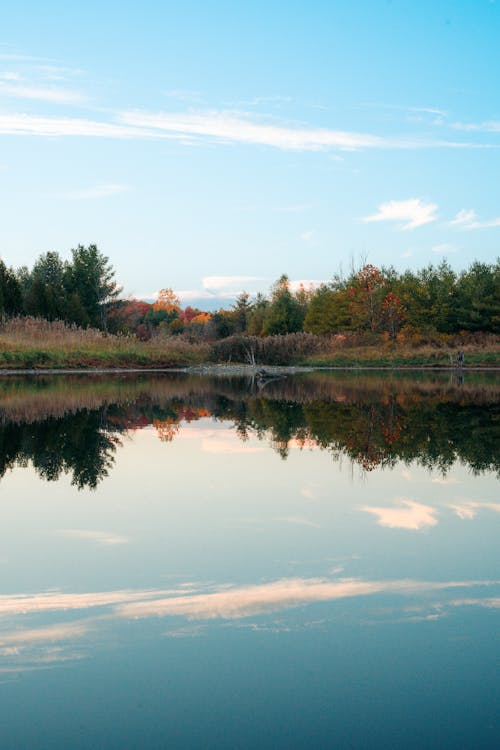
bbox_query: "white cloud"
[115,577,481,621]
[360,499,438,530]
[119,109,389,151]
[0,71,22,81]
[66,184,130,200]
[0,82,84,103]
[0,621,90,647]
[449,208,477,226]
[453,120,500,132]
[0,107,496,151]
[449,208,500,230]
[175,289,239,303]
[0,113,182,139]
[449,504,477,520]
[120,109,500,152]
[362,198,438,230]
[202,275,266,291]
[448,501,500,520]
[0,589,176,615]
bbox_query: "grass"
[0,317,499,369]
[302,344,500,368]
[0,317,208,369]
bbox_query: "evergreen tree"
[65,245,121,328]
[263,275,305,335]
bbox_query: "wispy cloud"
[119,109,487,152]
[0,113,182,139]
[58,529,130,545]
[449,209,477,227]
[448,501,500,520]
[202,275,266,291]
[453,120,500,132]
[360,499,439,530]
[0,107,497,151]
[362,198,438,230]
[0,621,90,648]
[0,82,85,103]
[0,589,177,616]
[115,577,483,621]
[66,184,130,200]
[175,289,242,303]
[449,208,500,229]
[119,109,390,151]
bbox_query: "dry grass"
[0,317,209,368]
[0,317,498,369]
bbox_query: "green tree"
[456,260,500,332]
[263,275,305,335]
[24,251,68,319]
[0,260,22,316]
[65,245,121,329]
[304,285,351,334]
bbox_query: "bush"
[211,333,325,365]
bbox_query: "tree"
[263,274,305,335]
[455,260,500,332]
[0,260,22,316]
[381,292,405,338]
[304,285,351,334]
[153,288,181,314]
[247,293,269,336]
[232,291,252,333]
[65,245,121,329]
[347,264,385,332]
[25,251,68,320]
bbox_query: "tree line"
[0,245,120,329]
[1,246,498,338]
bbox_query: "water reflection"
[0,372,498,488]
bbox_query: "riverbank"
[0,318,498,371]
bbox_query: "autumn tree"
[381,292,405,338]
[347,264,386,332]
[153,288,181,314]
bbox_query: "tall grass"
[0,317,209,368]
[0,317,498,369]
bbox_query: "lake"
[0,371,498,749]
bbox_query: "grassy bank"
[0,318,499,370]
[301,346,500,368]
[0,318,208,369]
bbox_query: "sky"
[1,0,499,307]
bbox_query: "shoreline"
[0,364,499,376]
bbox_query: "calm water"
[0,371,498,749]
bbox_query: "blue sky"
[1,0,499,306]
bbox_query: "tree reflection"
[0,372,498,488]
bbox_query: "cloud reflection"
[360,500,438,530]
[114,577,479,621]
[58,529,130,545]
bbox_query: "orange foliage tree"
[153,288,181,313]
